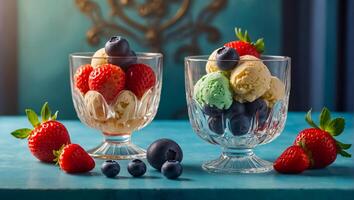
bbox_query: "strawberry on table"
[126,63,156,99]
[274,146,310,174]
[225,28,264,58]
[74,64,93,94]
[294,108,351,169]
[54,144,95,173]
[89,63,126,103]
[11,102,71,163]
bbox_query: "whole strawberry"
[126,63,156,99]
[224,28,264,58]
[11,102,71,163]
[54,144,95,173]
[294,108,351,169]
[89,64,126,103]
[274,146,310,174]
[74,64,93,94]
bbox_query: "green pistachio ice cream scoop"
[193,72,233,110]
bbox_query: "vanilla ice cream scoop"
[205,49,219,73]
[230,55,271,103]
[91,48,108,68]
[84,90,109,121]
[113,90,137,123]
[262,76,285,107]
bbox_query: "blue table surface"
[0,113,353,200]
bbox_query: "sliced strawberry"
[54,144,95,173]
[74,64,93,94]
[274,146,310,174]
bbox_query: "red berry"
[294,128,337,169]
[274,146,310,174]
[74,64,93,94]
[225,41,260,58]
[126,63,156,99]
[57,144,95,173]
[89,64,126,103]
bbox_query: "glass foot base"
[202,149,273,173]
[87,134,146,160]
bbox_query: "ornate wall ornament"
[75,0,227,61]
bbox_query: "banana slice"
[84,90,109,121]
[91,48,108,68]
[113,90,137,123]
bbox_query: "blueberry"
[245,98,268,124]
[105,36,130,56]
[208,116,224,135]
[127,159,147,177]
[225,101,245,118]
[229,114,251,136]
[161,160,183,179]
[202,104,223,116]
[101,160,120,178]
[147,139,183,170]
[216,46,239,70]
[108,50,137,69]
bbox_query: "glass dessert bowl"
[185,54,291,173]
[70,51,162,160]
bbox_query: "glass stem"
[104,134,131,145]
[222,148,254,158]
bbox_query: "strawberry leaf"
[325,118,345,136]
[319,107,331,130]
[41,102,51,122]
[305,109,318,128]
[253,38,265,53]
[339,150,351,158]
[51,111,59,120]
[336,140,352,150]
[25,109,40,127]
[11,128,31,139]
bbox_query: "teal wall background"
[18,0,282,119]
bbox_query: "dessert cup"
[70,52,162,159]
[185,55,290,173]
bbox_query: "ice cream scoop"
[91,48,108,68]
[194,71,233,110]
[205,49,219,73]
[113,90,137,123]
[262,76,285,107]
[84,90,109,121]
[229,55,271,103]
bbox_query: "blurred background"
[0,0,353,119]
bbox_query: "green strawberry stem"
[53,144,66,164]
[10,102,60,139]
[234,27,265,53]
[305,107,351,157]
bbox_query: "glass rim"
[185,55,291,62]
[70,52,163,59]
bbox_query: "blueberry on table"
[147,139,183,170]
[105,36,130,56]
[229,114,251,136]
[202,104,223,116]
[101,160,120,178]
[208,116,224,135]
[225,101,245,118]
[127,159,147,177]
[216,46,239,71]
[161,160,183,179]
[108,50,137,69]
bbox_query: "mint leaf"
[41,102,51,122]
[305,109,318,128]
[339,150,351,158]
[319,107,331,129]
[25,109,40,127]
[11,128,31,139]
[325,118,345,136]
